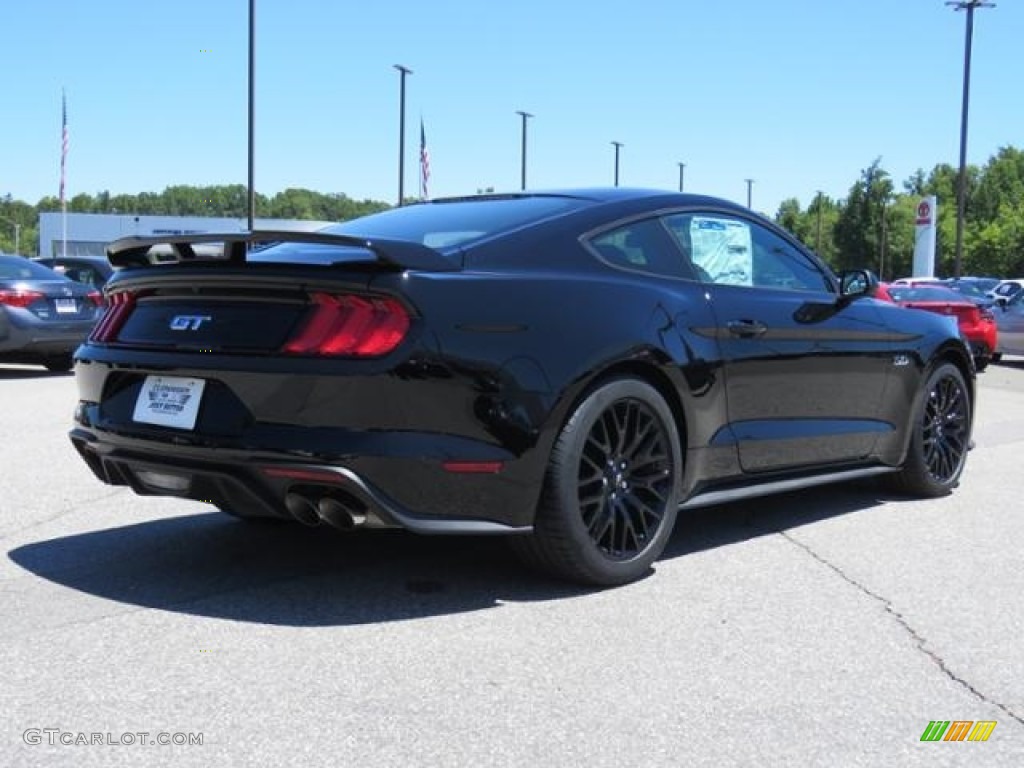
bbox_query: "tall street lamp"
[745,178,754,209]
[394,65,413,206]
[516,111,533,190]
[947,0,994,278]
[247,0,255,230]
[611,141,623,186]
[677,162,686,193]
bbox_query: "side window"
[749,224,833,292]
[588,218,697,280]
[665,213,831,293]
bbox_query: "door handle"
[726,319,768,338]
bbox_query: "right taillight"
[282,293,410,357]
[89,291,137,342]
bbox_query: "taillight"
[87,291,105,308]
[979,308,995,323]
[282,293,410,357]
[89,291,137,342]
[0,289,45,308]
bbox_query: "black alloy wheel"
[578,398,673,559]
[890,362,971,497]
[513,378,682,586]
[920,369,970,484]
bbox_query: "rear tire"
[888,361,971,497]
[44,354,74,372]
[513,378,682,586]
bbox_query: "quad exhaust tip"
[317,497,367,530]
[284,492,321,527]
[284,490,367,530]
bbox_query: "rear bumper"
[69,421,538,534]
[0,310,95,357]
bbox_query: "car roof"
[429,187,749,211]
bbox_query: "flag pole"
[60,89,68,258]
[419,117,430,201]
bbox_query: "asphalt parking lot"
[2,360,1023,767]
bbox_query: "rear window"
[888,285,966,303]
[324,195,589,250]
[0,256,71,281]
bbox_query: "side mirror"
[837,269,879,300]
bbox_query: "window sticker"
[690,217,752,286]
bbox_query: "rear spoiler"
[105,230,459,272]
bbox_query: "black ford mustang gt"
[69,188,974,586]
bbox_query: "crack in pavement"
[779,529,1024,729]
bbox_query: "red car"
[879,283,998,370]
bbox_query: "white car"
[987,278,1024,305]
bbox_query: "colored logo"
[920,720,996,742]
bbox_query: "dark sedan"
[69,189,975,585]
[1,254,103,371]
[36,255,116,290]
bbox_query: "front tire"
[888,361,971,497]
[513,378,682,586]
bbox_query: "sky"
[1,0,1022,218]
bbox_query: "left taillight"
[0,289,45,308]
[89,291,137,342]
[282,293,410,357]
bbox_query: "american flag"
[59,90,68,205]
[419,119,430,200]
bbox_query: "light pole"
[815,191,824,254]
[0,215,19,256]
[677,162,686,192]
[947,0,994,278]
[394,65,413,206]
[611,141,623,186]
[247,0,255,230]
[516,111,533,190]
[745,178,754,209]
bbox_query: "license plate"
[55,298,77,314]
[133,376,206,430]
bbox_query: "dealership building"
[38,213,332,258]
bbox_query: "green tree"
[833,158,893,274]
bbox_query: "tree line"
[3,146,1024,279]
[777,145,1024,279]
[0,186,390,257]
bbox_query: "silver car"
[993,289,1024,360]
[0,255,103,372]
